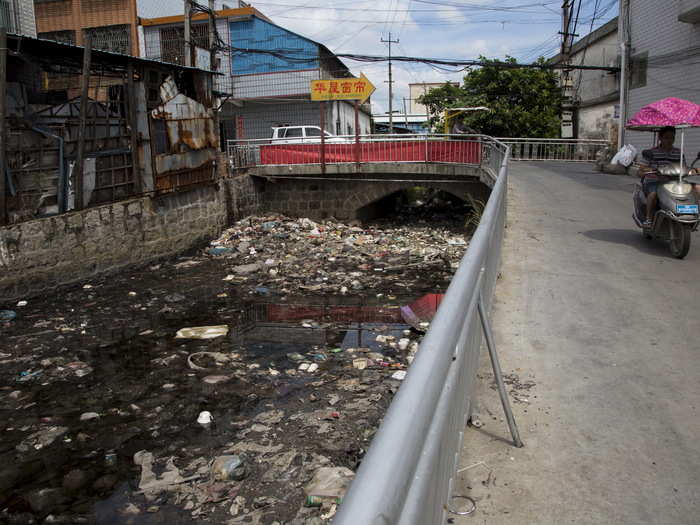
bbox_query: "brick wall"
[35,0,139,54]
[0,174,263,302]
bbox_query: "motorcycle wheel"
[669,222,691,259]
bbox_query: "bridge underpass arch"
[259,177,491,221]
[352,183,488,222]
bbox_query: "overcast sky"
[139,0,619,114]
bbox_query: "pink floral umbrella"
[626,97,700,172]
[626,97,700,130]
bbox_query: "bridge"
[227,134,607,220]
[226,135,700,524]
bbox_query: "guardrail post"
[320,101,326,175]
[478,293,523,448]
[354,101,360,169]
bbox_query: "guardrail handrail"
[497,137,611,162]
[227,134,499,170]
[227,135,609,168]
[333,139,510,524]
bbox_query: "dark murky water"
[0,202,469,523]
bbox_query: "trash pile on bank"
[0,212,470,523]
[207,215,469,296]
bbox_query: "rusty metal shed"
[0,32,219,225]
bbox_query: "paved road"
[453,162,700,525]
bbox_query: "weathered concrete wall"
[578,103,617,142]
[247,162,491,221]
[0,159,486,300]
[260,178,489,221]
[223,174,265,223]
[0,172,264,301]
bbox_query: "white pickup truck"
[271,126,348,144]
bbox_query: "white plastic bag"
[611,144,638,167]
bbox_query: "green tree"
[418,57,563,138]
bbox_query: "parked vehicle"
[632,161,700,259]
[271,126,347,144]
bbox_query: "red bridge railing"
[227,133,489,171]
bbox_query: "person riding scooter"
[637,126,687,226]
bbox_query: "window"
[630,52,648,90]
[84,24,131,54]
[151,119,169,155]
[38,30,76,45]
[158,24,209,65]
[286,128,303,138]
[306,127,322,137]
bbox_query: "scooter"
[633,156,700,259]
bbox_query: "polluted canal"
[1,192,475,524]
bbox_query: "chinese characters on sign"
[310,73,376,103]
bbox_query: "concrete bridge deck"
[455,162,700,524]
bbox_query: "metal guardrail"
[334,139,511,525]
[227,133,496,171]
[497,137,610,162]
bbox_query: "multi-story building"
[34,0,138,54]
[408,82,459,114]
[549,18,620,143]
[622,0,700,156]
[141,7,372,141]
[0,0,35,36]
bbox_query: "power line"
[269,13,561,25]
[251,0,559,11]
[227,45,621,71]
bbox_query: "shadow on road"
[581,228,673,257]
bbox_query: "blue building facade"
[230,17,319,75]
[222,15,372,140]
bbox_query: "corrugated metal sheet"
[151,77,218,152]
[150,77,218,192]
[231,69,320,99]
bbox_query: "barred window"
[0,0,17,33]
[630,52,648,90]
[38,30,76,45]
[83,24,131,55]
[158,23,209,65]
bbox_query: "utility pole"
[184,0,192,67]
[74,33,92,211]
[0,28,6,225]
[560,0,574,57]
[618,0,629,150]
[208,0,216,70]
[559,1,578,138]
[381,33,399,133]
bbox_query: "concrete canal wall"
[0,159,488,301]
[0,171,262,302]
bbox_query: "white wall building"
[408,82,459,114]
[0,0,36,37]
[550,18,619,143]
[622,0,700,157]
